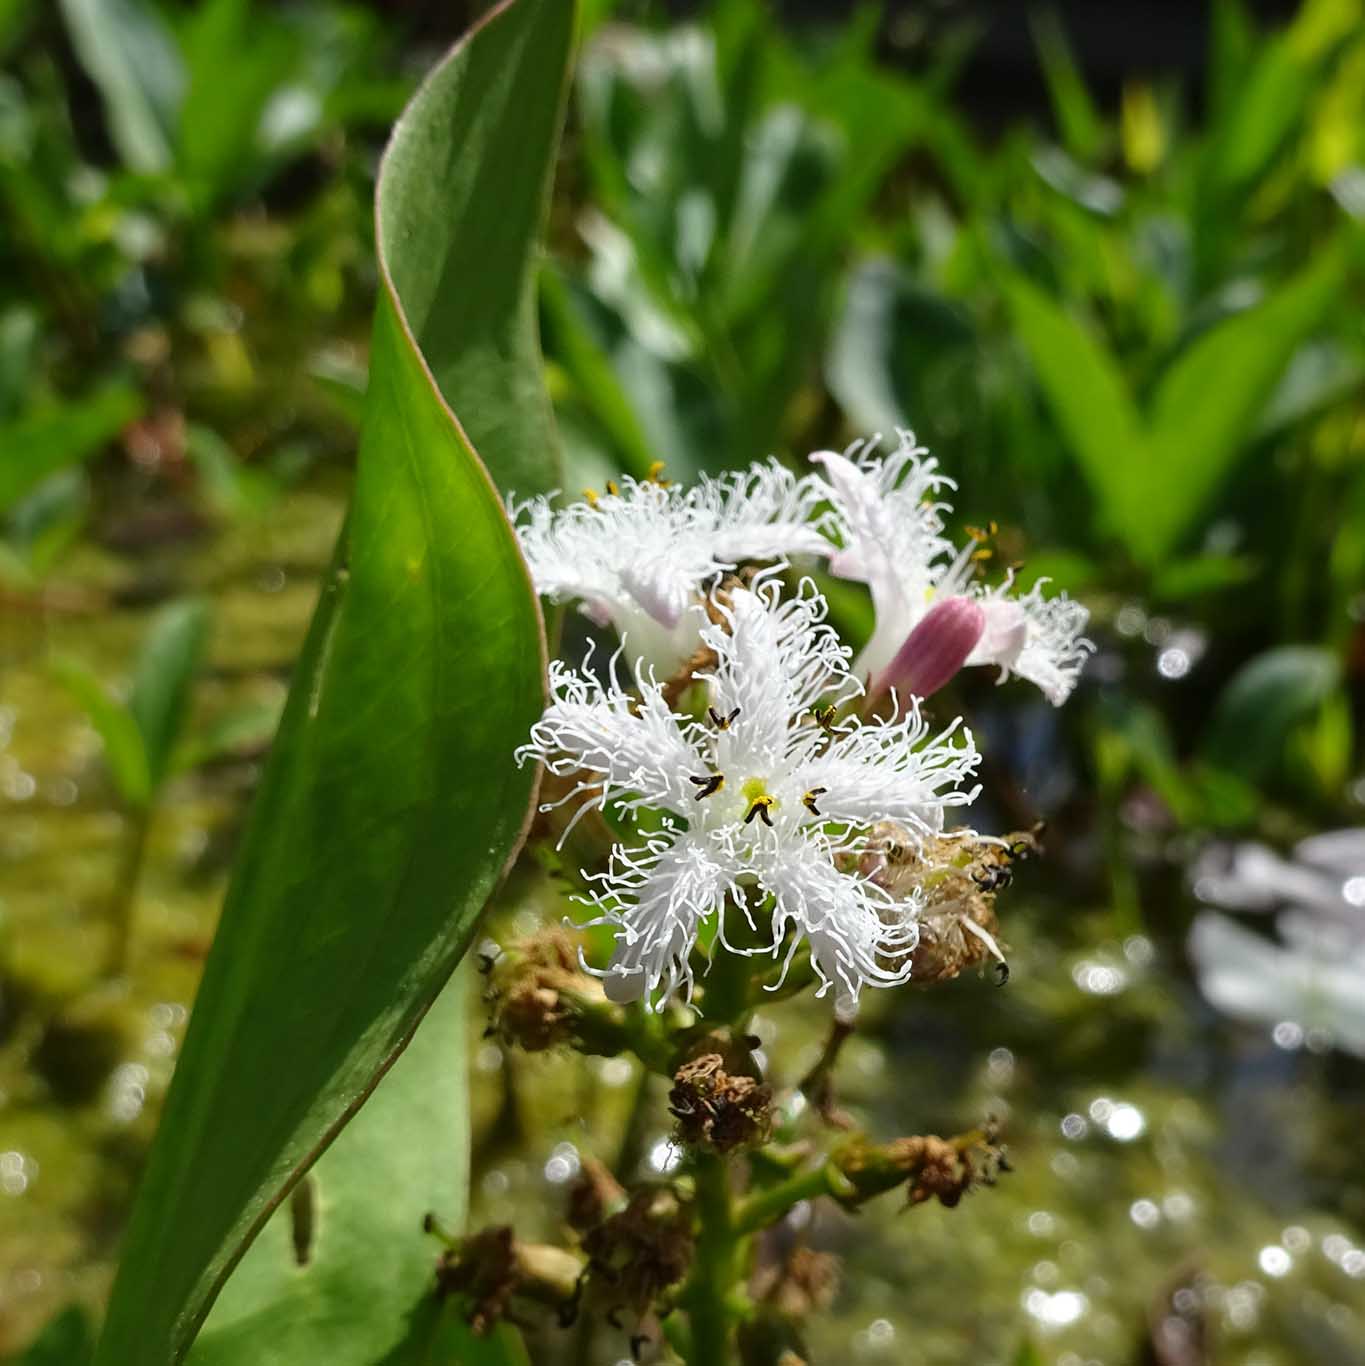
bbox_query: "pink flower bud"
[872,596,986,702]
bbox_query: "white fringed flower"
[517,577,981,1016]
[812,432,1094,705]
[510,461,829,675]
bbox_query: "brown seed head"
[669,1052,773,1154]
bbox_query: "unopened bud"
[872,595,985,702]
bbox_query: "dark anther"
[802,786,828,815]
[744,797,775,828]
[994,961,1011,987]
[689,773,724,799]
[708,705,740,730]
[811,704,836,732]
[605,479,620,496]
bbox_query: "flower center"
[740,776,777,828]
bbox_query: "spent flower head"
[812,432,1094,705]
[516,575,981,1017]
[510,459,829,675]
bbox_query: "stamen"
[688,773,724,799]
[708,706,740,730]
[582,487,600,507]
[743,795,775,827]
[646,460,671,486]
[802,787,828,815]
[810,704,836,733]
[605,479,620,497]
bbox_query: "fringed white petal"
[759,836,923,1019]
[510,459,831,675]
[811,433,1094,703]
[811,432,955,681]
[796,702,981,839]
[968,579,1094,705]
[580,835,741,1010]
[516,651,704,818]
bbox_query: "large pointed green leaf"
[379,0,574,496]
[92,1,570,1361]
[190,970,526,1366]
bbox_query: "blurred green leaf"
[57,0,184,173]
[1001,273,1146,540]
[92,3,565,1361]
[1031,10,1105,163]
[1151,553,1257,600]
[18,1305,95,1366]
[50,657,151,808]
[1144,243,1348,560]
[1203,645,1342,780]
[541,265,658,480]
[1208,0,1256,124]
[0,384,142,514]
[1007,242,1348,563]
[1254,338,1365,439]
[178,0,298,207]
[192,972,525,1366]
[179,698,283,772]
[129,599,211,791]
[185,425,279,519]
[0,305,38,419]
[827,257,975,436]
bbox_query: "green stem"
[683,1155,743,1366]
[104,804,153,978]
[734,1163,834,1236]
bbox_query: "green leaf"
[92,0,568,1360]
[190,970,525,1366]
[378,0,575,496]
[1031,10,1105,163]
[56,0,183,173]
[1203,646,1342,780]
[50,656,151,809]
[0,384,142,514]
[826,256,975,435]
[1005,242,1350,565]
[178,0,298,208]
[127,599,211,792]
[1001,273,1146,538]
[541,264,659,480]
[1152,553,1257,601]
[18,1305,95,1366]
[1144,244,1347,559]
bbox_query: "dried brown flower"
[833,1122,1010,1211]
[567,1155,627,1232]
[581,1186,694,1318]
[669,1052,773,1153]
[753,1245,840,1318]
[489,929,612,1052]
[859,822,1043,985]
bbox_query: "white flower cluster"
[512,434,1092,1015]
